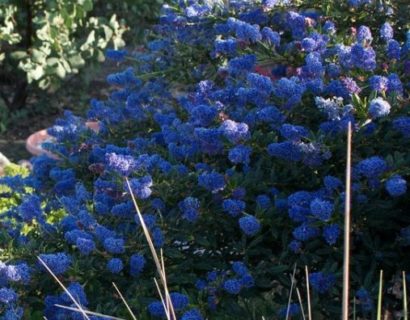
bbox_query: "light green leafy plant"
[0,0,127,110]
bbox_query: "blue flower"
[130,253,145,277]
[232,187,246,199]
[288,240,302,252]
[232,261,249,276]
[135,214,157,230]
[152,227,164,248]
[292,224,319,241]
[387,39,401,60]
[0,288,18,304]
[223,279,242,294]
[61,282,88,306]
[323,21,336,34]
[195,127,223,155]
[198,172,226,193]
[103,238,125,254]
[310,198,334,221]
[286,11,306,38]
[18,195,42,223]
[148,301,166,317]
[261,27,280,46]
[257,106,284,126]
[228,145,252,165]
[239,215,261,236]
[179,197,201,222]
[387,73,403,95]
[181,309,204,320]
[214,38,237,56]
[247,73,273,94]
[65,230,93,245]
[385,175,407,197]
[272,78,305,108]
[105,153,136,176]
[267,141,303,162]
[357,25,373,43]
[302,37,317,52]
[76,238,96,255]
[380,22,393,41]
[106,67,140,87]
[356,288,373,312]
[227,18,262,43]
[228,54,256,75]
[170,292,189,310]
[39,253,71,275]
[3,306,24,320]
[323,224,340,245]
[393,117,410,138]
[351,44,376,71]
[278,303,301,318]
[107,258,123,274]
[240,274,255,288]
[356,156,387,179]
[220,120,250,144]
[105,49,128,61]
[369,75,388,93]
[190,104,217,127]
[324,175,342,191]
[280,124,309,141]
[127,175,153,199]
[256,194,271,209]
[309,272,336,294]
[222,199,245,217]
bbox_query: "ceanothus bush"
[1,0,410,319]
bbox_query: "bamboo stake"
[342,122,352,320]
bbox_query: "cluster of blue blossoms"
[1,0,410,318]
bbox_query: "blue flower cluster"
[195,261,254,310]
[148,292,202,319]
[1,0,409,318]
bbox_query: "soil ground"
[0,60,119,162]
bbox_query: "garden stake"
[296,287,307,320]
[112,282,138,320]
[377,270,383,320]
[305,266,312,320]
[37,256,91,320]
[54,305,125,320]
[126,178,176,320]
[286,263,298,320]
[403,271,408,320]
[154,277,171,320]
[342,122,352,320]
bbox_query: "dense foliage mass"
[1,0,410,319]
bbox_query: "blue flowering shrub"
[1,0,410,319]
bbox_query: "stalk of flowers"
[1,0,410,319]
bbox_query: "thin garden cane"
[54,304,126,320]
[404,271,408,320]
[112,282,138,320]
[296,287,307,320]
[285,263,297,320]
[305,266,312,320]
[37,256,91,320]
[342,122,352,320]
[126,178,176,320]
[377,270,383,320]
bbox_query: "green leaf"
[68,54,85,67]
[10,50,28,60]
[46,57,60,67]
[28,65,45,81]
[55,63,66,79]
[79,0,93,12]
